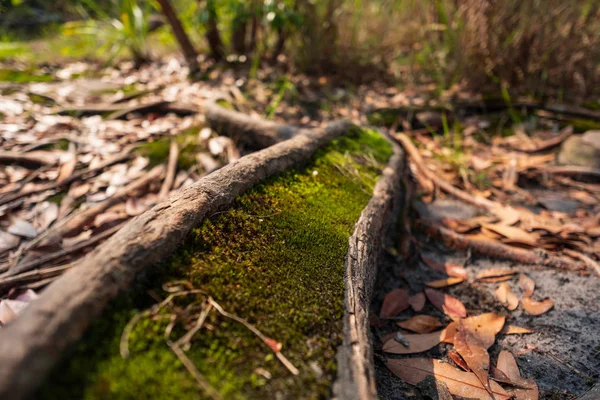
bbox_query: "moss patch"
[0,68,53,83]
[39,128,392,400]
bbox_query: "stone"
[557,132,600,168]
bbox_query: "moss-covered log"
[0,119,353,400]
[32,128,397,399]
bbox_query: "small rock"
[557,132,600,168]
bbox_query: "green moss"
[566,118,600,132]
[136,127,203,170]
[39,128,392,400]
[0,68,53,83]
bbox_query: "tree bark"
[203,0,225,62]
[0,116,353,400]
[156,0,199,72]
[333,135,406,400]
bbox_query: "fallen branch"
[417,219,585,271]
[158,141,179,201]
[512,126,573,154]
[0,118,352,400]
[204,99,299,149]
[541,165,600,180]
[563,249,600,278]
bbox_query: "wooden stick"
[511,126,573,154]
[0,119,352,400]
[158,141,179,201]
[417,219,585,271]
[0,151,58,168]
[563,249,600,278]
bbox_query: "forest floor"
[0,56,599,399]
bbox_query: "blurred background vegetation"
[0,0,599,102]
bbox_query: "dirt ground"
[373,200,600,399]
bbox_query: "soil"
[372,200,600,400]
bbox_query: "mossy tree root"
[334,137,406,400]
[0,116,352,400]
[204,99,299,150]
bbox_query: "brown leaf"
[496,350,539,400]
[0,230,20,253]
[495,283,519,310]
[57,144,77,183]
[482,223,538,245]
[447,349,469,371]
[422,256,468,279]
[0,299,29,325]
[397,315,444,333]
[386,358,511,400]
[383,330,444,354]
[454,313,506,392]
[522,297,553,316]
[501,325,534,335]
[424,288,467,319]
[519,274,535,297]
[380,288,410,318]
[476,268,518,280]
[425,277,465,288]
[8,217,37,239]
[441,321,457,344]
[125,197,148,216]
[409,292,426,312]
[478,275,514,283]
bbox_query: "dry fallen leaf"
[496,350,539,400]
[386,358,511,400]
[425,277,465,288]
[57,143,77,183]
[0,299,29,325]
[522,297,553,316]
[0,230,20,253]
[476,268,518,280]
[422,256,468,279]
[495,282,519,310]
[441,321,457,344]
[447,348,469,371]
[478,275,514,283]
[397,315,444,333]
[409,292,426,312]
[424,288,467,319]
[501,325,534,335]
[8,217,37,239]
[454,313,506,393]
[519,274,535,297]
[383,330,445,354]
[380,288,410,318]
[125,197,148,216]
[482,223,538,245]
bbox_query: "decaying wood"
[0,118,352,400]
[333,135,406,400]
[417,219,585,271]
[204,99,299,149]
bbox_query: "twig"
[170,344,223,400]
[563,249,600,278]
[158,141,179,201]
[208,297,300,376]
[0,151,58,168]
[417,219,585,271]
[174,301,213,351]
[541,165,600,180]
[510,126,573,154]
[3,222,125,277]
[0,264,73,294]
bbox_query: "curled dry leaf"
[482,223,538,245]
[447,348,469,371]
[422,256,468,279]
[501,325,534,335]
[424,288,467,319]
[454,313,506,393]
[496,350,539,400]
[409,292,426,312]
[397,315,444,333]
[441,321,457,344]
[57,144,77,183]
[495,282,519,311]
[522,297,553,316]
[380,288,410,318]
[425,277,465,288]
[476,268,517,280]
[519,274,535,297]
[386,358,511,400]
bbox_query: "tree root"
[416,219,585,271]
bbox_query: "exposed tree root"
[334,132,406,400]
[417,219,585,271]
[0,114,352,400]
